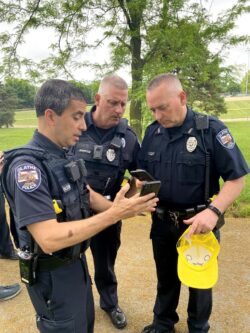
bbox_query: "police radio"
[18,247,38,286]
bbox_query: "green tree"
[0,83,18,128]
[4,77,36,108]
[241,70,250,94]
[69,80,100,104]
[0,0,249,138]
[220,65,242,96]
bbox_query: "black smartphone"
[130,169,155,182]
[140,180,161,197]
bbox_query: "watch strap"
[207,204,222,218]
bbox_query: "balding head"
[98,75,128,94]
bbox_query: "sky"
[1,0,249,83]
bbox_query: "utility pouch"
[18,250,38,286]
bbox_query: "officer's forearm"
[211,176,245,213]
[27,186,157,253]
[27,211,119,254]
[88,185,112,212]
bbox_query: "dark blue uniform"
[74,107,140,311]
[138,108,249,333]
[0,185,16,256]
[2,131,94,333]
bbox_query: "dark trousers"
[27,256,94,333]
[0,190,15,255]
[151,213,212,333]
[90,221,122,310]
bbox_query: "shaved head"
[147,73,183,94]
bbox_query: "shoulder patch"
[216,129,235,149]
[15,163,41,192]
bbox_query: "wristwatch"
[207,204,222,218]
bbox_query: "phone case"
[140,180,161,196]
[130,169,155,181]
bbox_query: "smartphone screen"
[140,180,161,196]
[130,169,155,182]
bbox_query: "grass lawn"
[0,128,35,150]
[224,121,250,217]
[223,100,250,119]
[14,109,37,126]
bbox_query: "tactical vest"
[1,144,91,257]
[74,118,129,197]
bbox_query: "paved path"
[0,216,250,333]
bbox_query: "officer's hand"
[135,178,144,189]
[183,209,218,237]
[111,183,159,219]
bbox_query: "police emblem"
[15,163,41,192]
[121,138,126,148]
[186,137,198,152]
[216,129,235,149]
[106,149,116,162]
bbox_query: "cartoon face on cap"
[177,228,220,289]
[184,245,212,267]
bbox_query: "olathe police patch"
[15,163,41,192]
[216,129,235,149]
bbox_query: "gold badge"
[186,137,197,152]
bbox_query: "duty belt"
[37,253,84,272]
[155,204,207,227]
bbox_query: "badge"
[186,137,198,152]
[15,163,41,192]
[216,129,235,149]
[106,149,116,162]
[121,138,126,148]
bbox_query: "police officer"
[138,73,249,333]
[73,75,139,329]
[1,79,158,333]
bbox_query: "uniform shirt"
[5,131,62,232]
[73,106,140,197]
[138,108,249,208]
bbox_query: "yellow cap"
[177,227,220,289]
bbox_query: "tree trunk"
[130,57,143,140]
[127,3,145,141]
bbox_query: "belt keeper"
[185,208,195,217]
[196,204,206,212]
